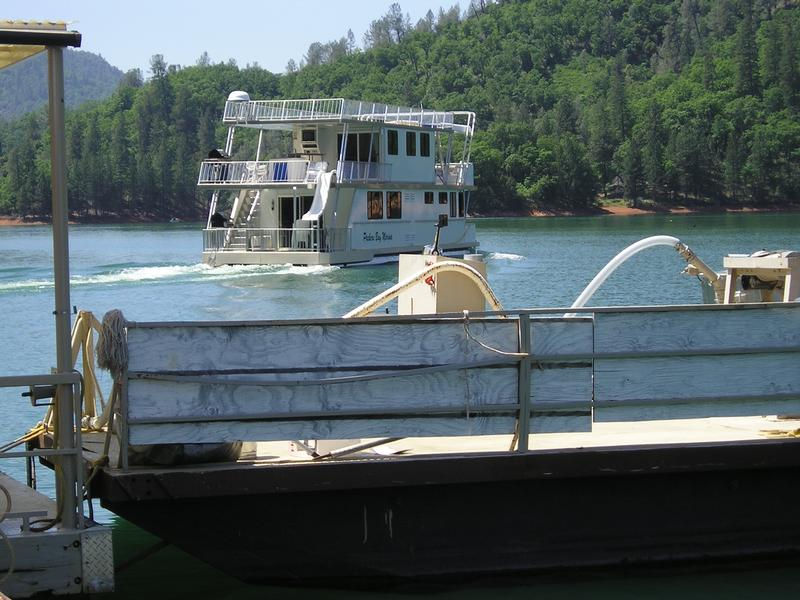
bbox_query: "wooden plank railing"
[118,303,800,468]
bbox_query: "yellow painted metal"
[0,21,67,69]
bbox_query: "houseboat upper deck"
[200,95,479,266]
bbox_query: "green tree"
[734,0,759,97]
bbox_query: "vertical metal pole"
[337,123,348,180]
[255,129,264,163]
[48,46,78,529]
[516,314,532,451]
[224,125,235,155]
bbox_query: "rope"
[0,424,46,454]
[96,310,128,381]
[460,310,527,448]
[0,483,14,586]
[462,311,528,358]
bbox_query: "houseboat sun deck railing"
[222,97,476,138]
[201,92,478,266]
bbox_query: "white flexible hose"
[570,235,682,310]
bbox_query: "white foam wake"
[0,263,339,292]
[487,252,525,261]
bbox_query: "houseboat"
[200,94,478,266]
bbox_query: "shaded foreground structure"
[0,21,114,598]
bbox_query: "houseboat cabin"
[200,94,478,266]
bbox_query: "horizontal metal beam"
[125,301,800,329]
[0,28,82,47]
[0,448,80,459]
[0,372,80,388]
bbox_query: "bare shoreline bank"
[2,204,799,227]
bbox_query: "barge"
[62,245,800,583]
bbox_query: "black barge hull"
[94,438,800,582]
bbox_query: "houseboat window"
[424,191,434,204]
[458,191,465,217]
[406,131,416,156]
[368,191,384,219]
[388,130,398,155]
[439,191,448,204]
[387,191,402,219]
[301,129,316,142]
[449,191,457,217]
[420,132,430,156]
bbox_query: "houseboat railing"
[203,227,349,253]
[198,159,323,186]
[224,98,345,122]
[338,160,391,183]
[223,97,476,137]
[436,162,474,186]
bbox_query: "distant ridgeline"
[0,0,798,220]
[0,49,123,120]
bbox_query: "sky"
[3,0,465,75]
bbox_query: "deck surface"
[0,471,85,598]
[0,470,56,536]
[71,414,800,478]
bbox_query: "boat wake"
[0,263,339,293]
[486,252,525,261]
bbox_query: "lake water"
[2,213,800,597]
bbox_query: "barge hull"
[96,438,800,582]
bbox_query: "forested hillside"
[0,0,798,219]
[0,49,123,121]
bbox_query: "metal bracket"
[22,384,57,406]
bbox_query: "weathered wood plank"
[595,397,800,422]
[530,365,593,432]
[127,320,519,372]
[127,367,518,421]
[529,319,593,432]
[531,319,593,358]
[594,353,800,421]
[128,415,516,445]
[594,307,800,355]
[531,366,592,407]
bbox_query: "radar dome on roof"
[227,91,250,103]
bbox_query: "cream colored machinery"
[397,254,488,315]
[721,250,800,304]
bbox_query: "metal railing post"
[516,314,532,451]
[47,45,79,529]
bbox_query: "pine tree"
[623,135,644,205]
[723,130,744,202]
[779,21,799,111]
[642,102,664,200]
[608,54,630,142]
[109,112,133,213]
[734,0,759,97]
